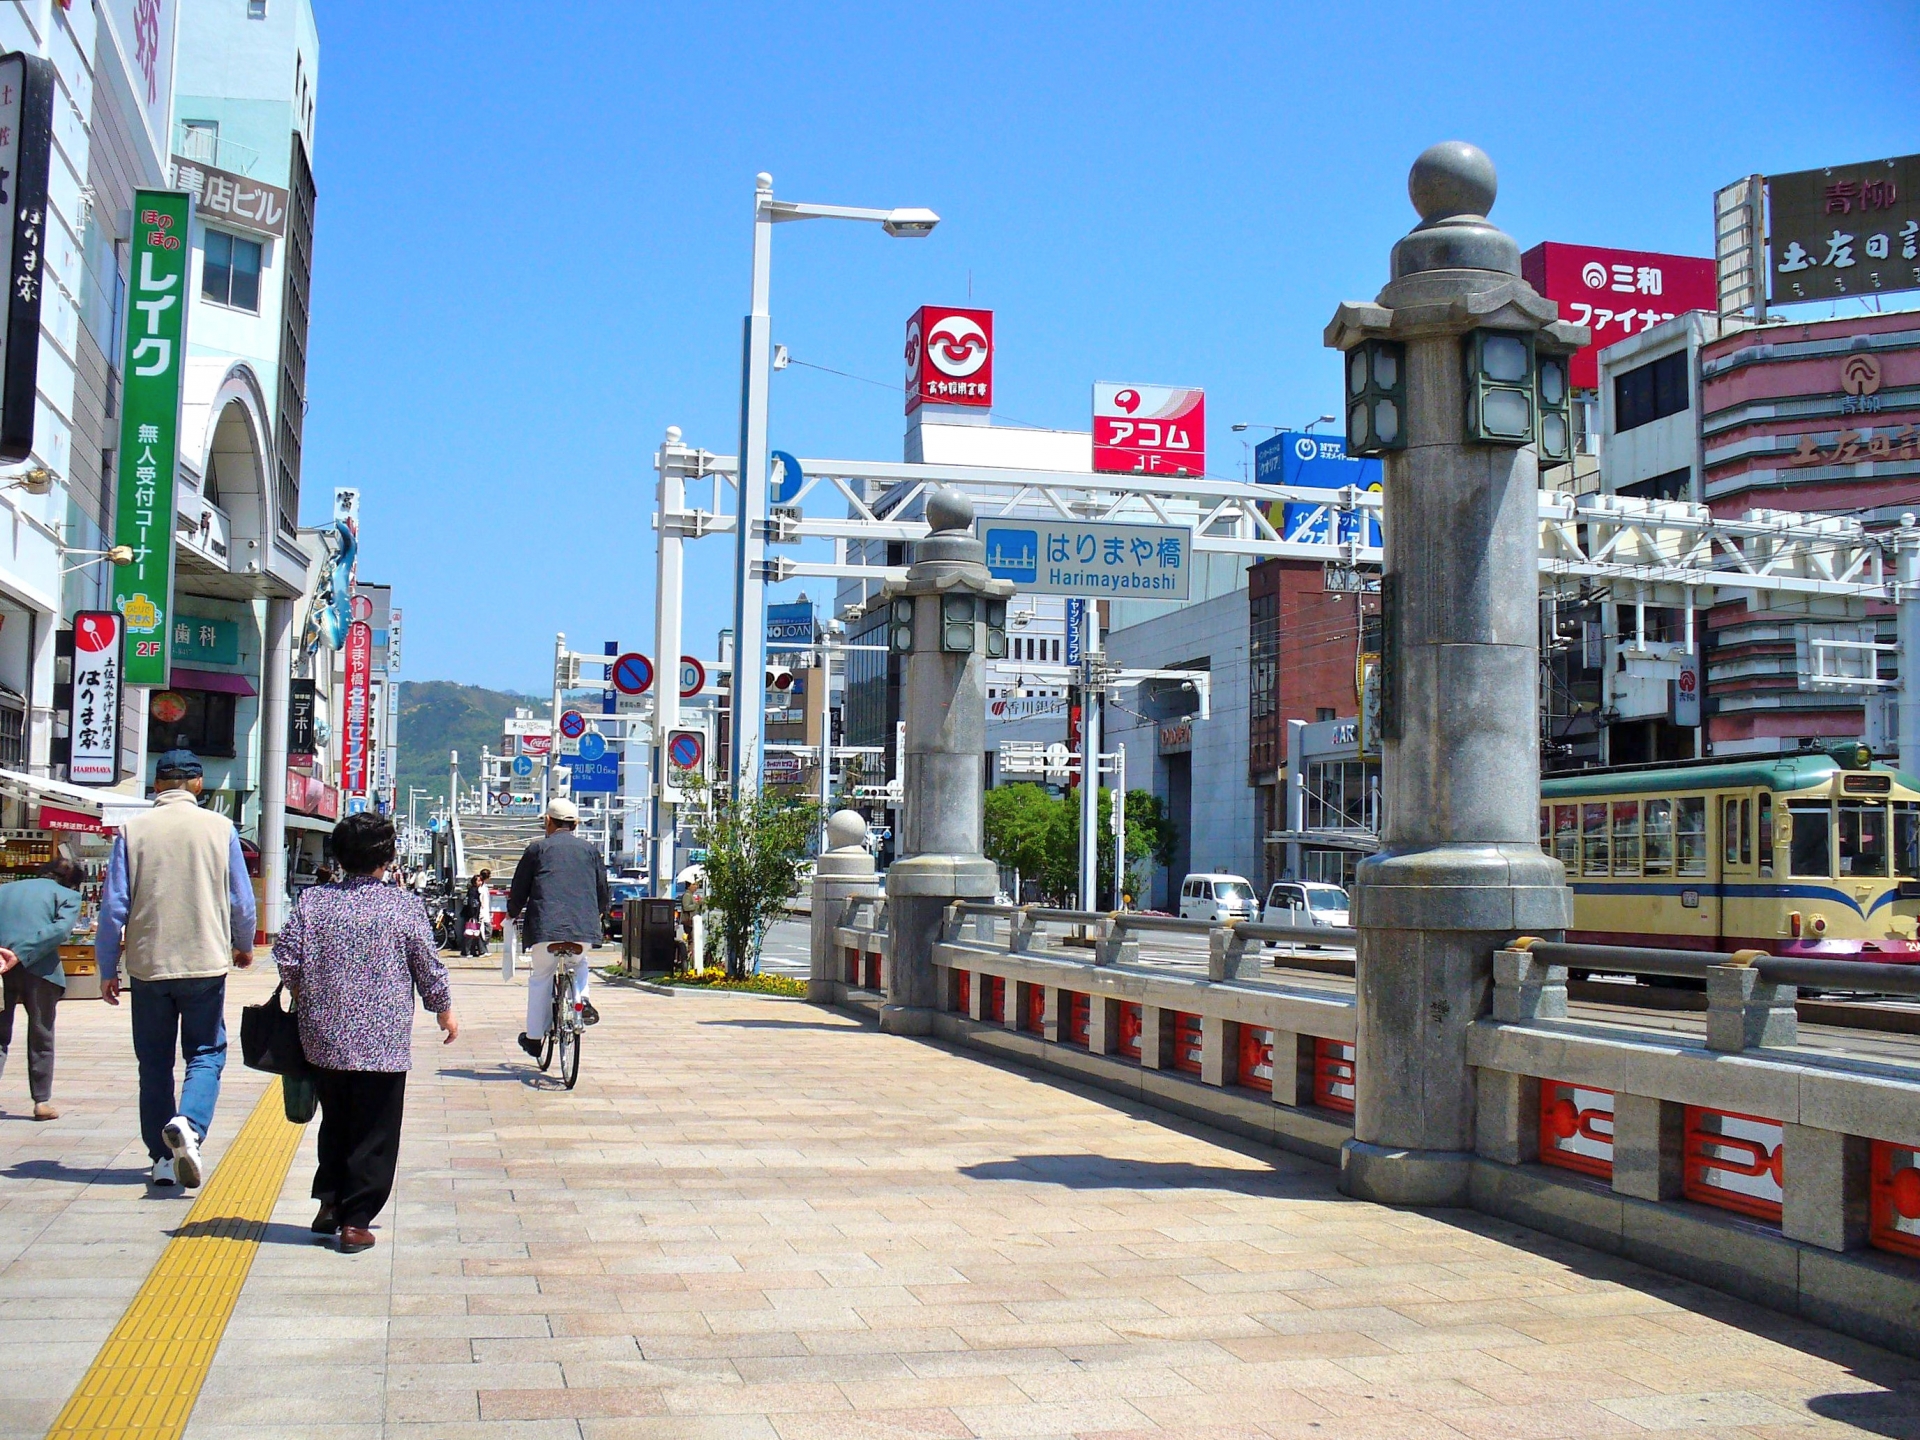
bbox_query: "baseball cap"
[546,797,579,823]
[154,748,204,780]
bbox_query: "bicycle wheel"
[538,975,560,1072]
[558,1020,580,1090]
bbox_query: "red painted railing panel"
[1538,1079,1615,1179]
[1237,1024,1274,1094]
[1117,1003,1143,1062]
[1683,1105,1785,1223]
[843,948,859,985]
[1065,992,1091,1048]
[1026,983,1046,1035]
[953,969,970,1015]
[863,951,882,990]
[1311,1038,1355,1113]
[1870,1141,1920,1260]
[986,975,1007,1024]
[1171,1012,1204,1074]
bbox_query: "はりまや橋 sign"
[110,189,191,687]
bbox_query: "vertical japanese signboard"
[1765,154,1920,305]
[1092,383,1205,476]
[288,677,316,760]
[69,612,122,784]
[905,306,993,412]
[341,619,372,794]
[0,52,54,463]
[110,189,190,688]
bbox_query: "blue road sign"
[577,731,607,762]
[561,750,619,794]
[611,652,654,695]
[668,732,703,769]
[511,754,534,778]
[977,517,1190,601]
[770,450,804,505]
[559,710,587,740]
[1065,599,1085,666]
[1254,431,1383,547]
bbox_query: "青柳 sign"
[977,519,1190,601]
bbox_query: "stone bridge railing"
[814,901,1920,1357]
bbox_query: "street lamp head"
[106,544,134,565]
[1230,423,1249,432]
[881,207,939,238]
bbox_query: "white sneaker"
[162,1116,203,1188]
[150,1157,176,1186]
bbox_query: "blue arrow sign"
[511,754,533,777]
[770,450,804,505]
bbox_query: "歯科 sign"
[978,518,1191,601]
[171,612,239,665]
[68,611,121,785]
[1767,154,1920,305]
[341,620,372,794]
[168,154,287,238]
[0,52,53,464]
[905,305,992,413]
[1093,383,1205,476]
[111,189,192,687]
[1520,242,1717,390]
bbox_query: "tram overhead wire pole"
[728,172,939,801]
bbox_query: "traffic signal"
[765,665,795,693]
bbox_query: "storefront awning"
[170,667,258,697]
[284,812,336,834]
[0,768,154,829]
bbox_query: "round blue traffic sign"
[770,450,804,505]
[577,732,607,762]
[668,732,704,770]
[611,651,653,695]
[511,755,533,777]
[559,710,587,740]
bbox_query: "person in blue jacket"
[0,857,85,1120]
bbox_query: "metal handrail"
[1522,939,1920,998]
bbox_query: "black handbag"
[240,983,308,1076]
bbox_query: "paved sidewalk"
[6,966,1920,1438]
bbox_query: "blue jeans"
[129,976,227,1162]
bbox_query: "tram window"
[1789,802,1833,879]
[1722,797,1751,868]
[1553,804,1579,866]
[1644,799,1674,875]
[1896,802,1920,879]
[1612,801,1641,875]
[1540,806,1550,854]
[1840,802,1889,877]
[1758,794,1773,879]
[1582,803,1609,876]
[1676,797,1708,877]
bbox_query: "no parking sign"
[663,726,707,803]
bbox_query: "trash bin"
[633,897,679,975]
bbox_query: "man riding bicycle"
[509,798,612,1059]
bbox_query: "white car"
[1178,873,1258,923]
[1261,881,1352,939]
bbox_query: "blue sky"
[301,0,1918,693]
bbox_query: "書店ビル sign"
[169,154,288,238]
[110,190,191,687]
[977,518,1190,601]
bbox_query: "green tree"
[984,784,1176,908]
[983,783,1060,886]
[690,789,821,978]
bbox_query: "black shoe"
[517,1033,542,1058]
[311,1203,337,1235]
[581,999,600,1026]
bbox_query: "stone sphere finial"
[1408,141,1497,225]
[925,487,974,534]
[826,809,868,851]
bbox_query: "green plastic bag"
[282,1073,318,1125]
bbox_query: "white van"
[1178,873,1257,922]
[1261,881,1352,936]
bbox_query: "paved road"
[8,965,1919,1437]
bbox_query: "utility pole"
[1078,604,1102,910]
[730,176,775,798]
[653,428,687,895]
[549,631,566,809]
[1112,742,1127,907]
[1901,515,1920,773]
[1325,141,1580,1206]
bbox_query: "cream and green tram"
[1539,754,1920,960]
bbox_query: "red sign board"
[905,305,993,413]
[1521,242,1718,389]
[1092,382,1205,476]
[341,619,373,795]
[519,732,553,757]
[39,804,106,834]
[285,768,339,820]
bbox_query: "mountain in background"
[396,680,543,811]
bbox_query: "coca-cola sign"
[906,305,992,413]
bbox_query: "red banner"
[1521,242,1717,390]
[905,306,992,413]
[341,619,372,795]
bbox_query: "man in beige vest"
[96,750,257,1188]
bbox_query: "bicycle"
[537,942,586,1089]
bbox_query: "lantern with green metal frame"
[1462,328,1535,445]
[1345,338,1406,457]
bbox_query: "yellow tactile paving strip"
[44,1081,304,1440]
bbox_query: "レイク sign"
[905,305,992,413]
[110,189,191,687]
[1521,242,1717,390]
[1092,383,1205,476]
[341,619,372,794]
[68,611,122,785]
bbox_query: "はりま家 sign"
[68,611,122,785]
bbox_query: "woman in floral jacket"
[274,811,457,1254]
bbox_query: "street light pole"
[727,173,939,800]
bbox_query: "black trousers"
[0,967,60,1104]
[309,1067,407,1229]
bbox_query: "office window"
[248,0,267,15]
[148,689,237,758]
[203,229,262,312]
[179,119,217,163]
[1614,351,1689,433]
[1619,466,1690,502]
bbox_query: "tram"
[1539,750,1920,960]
